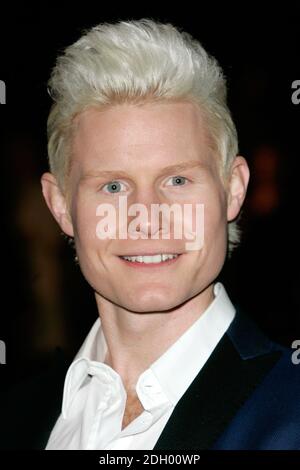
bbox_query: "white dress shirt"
[46,282,235,450]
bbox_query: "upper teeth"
[121,254,179,263]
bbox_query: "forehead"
[71,101,214,173]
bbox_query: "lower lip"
[118,255,182,268]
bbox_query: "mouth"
[118,253,182,268]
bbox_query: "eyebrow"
[81,160,207,181]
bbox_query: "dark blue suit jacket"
[154,311,300,450]
[0,311,299,449]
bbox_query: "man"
[2,18,299,450]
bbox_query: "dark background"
[0,4,299,383]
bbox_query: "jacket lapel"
[153,312,282,450]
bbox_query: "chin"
[123,291,183,313]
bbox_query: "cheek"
[201,190,228,252]
[71,198,101,254]
[189,198,227,285]
[205,203,227,234]
[71,197,117,273]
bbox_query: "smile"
[118,253,182,267]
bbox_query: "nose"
[127,187,164,239]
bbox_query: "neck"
[95,284,215,391]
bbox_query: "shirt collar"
[62,282,235,417]
[61,320,108,418]
[148,282,235,404]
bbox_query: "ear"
[41,172,74,237]
[227,156,250,222]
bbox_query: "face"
[44,101,248,313]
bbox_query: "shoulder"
[212,311,300,449]
[228,308,300,382]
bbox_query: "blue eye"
[103,181,124,193]
[166,176,187,186]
